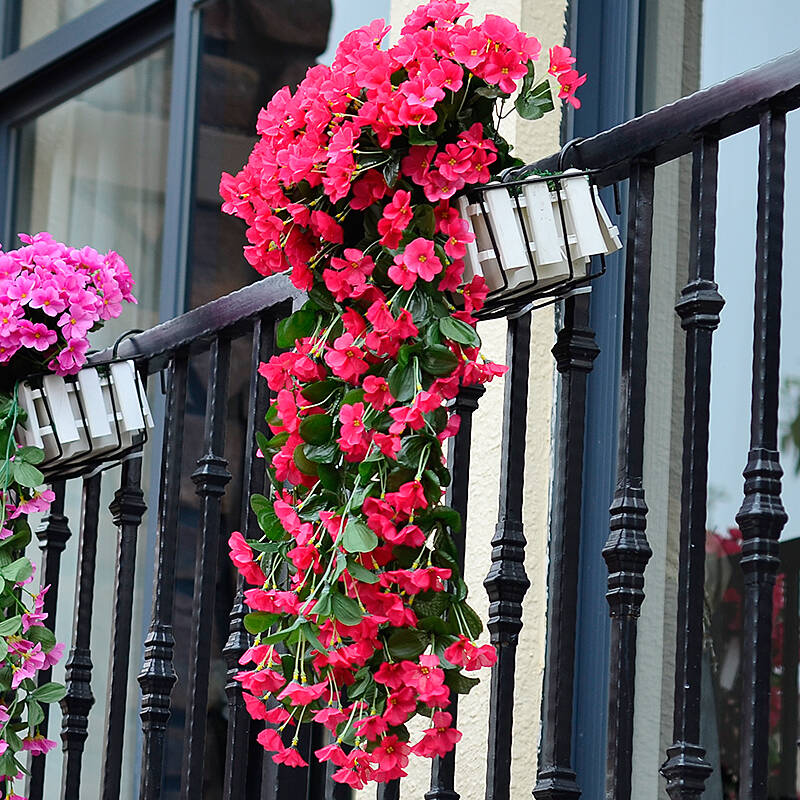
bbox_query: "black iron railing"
[30,47,800,800]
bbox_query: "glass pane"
[14,0,106,50]
[13,44,172,348]
[12,46,172,800]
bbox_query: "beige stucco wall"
[380,2,569,797]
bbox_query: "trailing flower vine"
[0,233,135,797]
[221,1,583,787]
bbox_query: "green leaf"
[0,558,31,583]
[292,445,317,476]
[311,588,332,617]
[341,388,365,406]
[26,699,44,728]
[317,463,341,492]
[301,379,340,403]
[412,591,452,618]
[244,611,279,634]
[346,559,380,584]
[396,435,432,470]
[459,602,484,639]
[300,622,327,654]
[386,628,429,660]
[330,592,363,626]
[388,361,417,403]
[249,493,271,515]
[16,447,44,465]
[341,519,378,554]
[12,461,44,489]
[276,309,316,349]
[308,284,336,311]
[444,670,481,695]
[253,501,285,541]
[31,682,67,703]
[26,626,55,652]
[431,506,462,534]
[406,291,432,326]
[413,205,436,238]
[439,316,481,348]
[383,158,400,188]
[0,638,7,662]
[418,616,450,635]
[304,441,340,464]
[298,414,333,445]
[515,78,555,121]
[408,127,437,146]
[474,86,510,99]
[420,345,458,377]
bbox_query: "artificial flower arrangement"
[221,1,583,788]
[0,232,135,796]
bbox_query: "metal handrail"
[88,273,302,374]
[532,48,800,183]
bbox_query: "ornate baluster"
[60,471,102,800]
[603,159,655,800]
[139,352,189,800]
[778,560,799,796]
[181,336,233,798]
[533,293,598,800]
[735,107,788,800]
[660,137,721,798]
[484,313,532,800]
[101,445,147,800]
[426,383,484,800]
[27,480,72,800]
[223,316,273,800]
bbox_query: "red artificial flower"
[228,531,266,586]
[412,711,462,758]
[325,333,369,383]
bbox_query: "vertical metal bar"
[778,559,798,797]
[158,0,201,320]
[660,136,722,798]
[222,316,273,800]
[602,159,655,800]
[101,446,147,800]
[138,351,189,800]
[378,780,401,800]
[181,336,233,798]
[27,480,72,800]
[533,293,599,800]
[484,313,532,800]
[426,383,485,800]
[60,471,102,800]
[735,107,788,800]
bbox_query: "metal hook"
[111,329,144,360]
[557,137,585,172]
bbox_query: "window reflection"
[13,0,106,50]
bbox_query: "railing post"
[60,471,102,800]
[603,158,655,800]
[533,293,598,800]
[139,352,189,800]
[484,313,532,800]
[735,107,787,800]
[101,445,147,800]
[27,480,71,800]
[426,382,485,800]
[660,135,722,798]
[223,315,274,800]
[181,336,233,798]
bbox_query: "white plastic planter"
[17,360,153,476]
[457,169,622,308]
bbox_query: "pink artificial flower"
[17,320,57,351]
[11,641,46,689]
[556,69,587,109]
[412,711,462,758]
[324,333,369,383]
[548,44,576,76]
[228,531,267,586]
[22,733,57,756]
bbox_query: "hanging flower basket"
[457,168,621,318]
[16,359,153,479]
